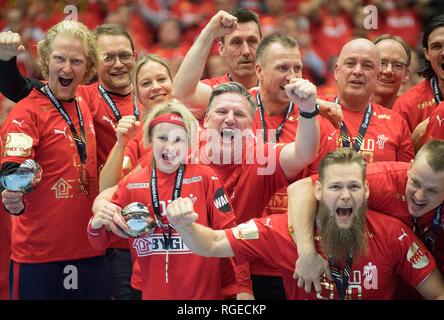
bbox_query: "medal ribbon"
[328,253,353,300]
[98,84,140,121]
[334,97,372,151]
[150,163,185,249]
[412,202,443,252]
[431,76,443,105]
[256,91,293,143]
[43,85,87,163]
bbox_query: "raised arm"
[287,177,330,293]
[167,197,234,258]
[0,31,42,102]
[99,116,140,191]
[412,117,430,152]
[172,11,237,117]
[279,78,320,180]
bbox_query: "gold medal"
[78,164,90,195]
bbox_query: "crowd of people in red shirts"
[0,0,444,301]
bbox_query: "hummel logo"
[54,127,68,139]
[12,119,24,127]
[436,115,444,127]
[102,115,117,131]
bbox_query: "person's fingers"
[304,280,312,293]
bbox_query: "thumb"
[17,44,26,53]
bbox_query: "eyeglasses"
[101,52,134,65]
[380,60,408,72]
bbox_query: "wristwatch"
[299,104,320,119]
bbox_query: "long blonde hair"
[37,20,99,83]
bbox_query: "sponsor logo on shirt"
[102,115,117,131]
[126,183,149,189]
[407,242,429,269]
[89,120,95,136]
[182,176,202,185]
[376,134,388,150]
[436,115,444,127]
[213,188,232,212]
[53,127,69,140]
[12,119,24,127]
[51,178,73,199]
[363,262,378,290]
[132,234,191,257]
[417,99,435,110]
[4,132,33,157]
[376,114,391,120]
[398,228,408,241]
[232,219,259,240]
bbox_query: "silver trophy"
[0,159,43,192]
[121,202,158,238]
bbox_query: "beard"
[318,200,368,264]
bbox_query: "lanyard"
[43,85,87,163]
[98,84,140,122]
[335,97,372,152]
[256,90,294,143]
[413,202,443,252]
[329,254,353,300]
[150,163,185,249]
[431,76,443,105]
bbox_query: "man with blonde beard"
[166,148,444,300]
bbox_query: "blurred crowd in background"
[0,0,443,126]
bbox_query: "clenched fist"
[167,197,199,227]
[285,78,317,114]
[0,31,26,61]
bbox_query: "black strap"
[43,85,87,163]
[329,254,353,300]
[98,84,140,122]
[335,97,372,152]
[431,76,443,105]
[412,202,443,252]
[150,163,185,249]
[256,90,293,143]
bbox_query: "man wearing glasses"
[372,35,411,109]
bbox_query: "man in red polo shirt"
[288,140,444,299]
[393,14,444,132]
[166,148,444,300]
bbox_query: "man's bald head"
[337,38,380,66]
[335,38,381,110]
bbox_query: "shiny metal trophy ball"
[0,159,43,192]
[121,202,158,238]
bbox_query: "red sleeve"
[86,218,120,251]
[1,98,40,165]
[394,114,415,162]
[204,170,253,297]
[425,107,444,142]
[387,220,437,288]
[392,91,415,132]
[306,117,336,175]
[365,162,410,220]
[225,217,283,265]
